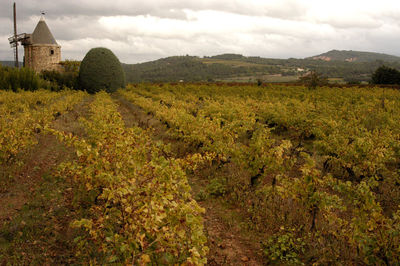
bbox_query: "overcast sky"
[1,0,400,63]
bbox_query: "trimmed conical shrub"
[78,47,125,93]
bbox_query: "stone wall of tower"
[24,44,61,72]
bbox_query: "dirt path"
[113,93,265,265]
[0,134,70,221]
[189,174,264,265]
[0,96,92,264]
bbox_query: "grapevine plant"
[120,84,400,264]
[51,92,208,264]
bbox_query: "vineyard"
[1,84,400,264]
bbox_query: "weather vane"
[40,10,45,20]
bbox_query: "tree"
[299,71,327,90]
[371,65,400,85]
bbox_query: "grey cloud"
[2,0,307,21]
[316,17,382,29]
[1,1,191,21]
[1,0,400,63]
[50,16,115,41]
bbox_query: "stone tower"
[21,17,61,72]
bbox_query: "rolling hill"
[122,50,400,83]
[122,55,280,83]
[308,50,400,62]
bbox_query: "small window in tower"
[50,49,54,55]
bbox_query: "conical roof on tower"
[31,17,58,45]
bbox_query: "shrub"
[41,70,78,91]
[41,60,81,91]
[78,47,125,94]
[0,64,48,91]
